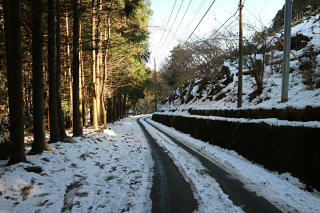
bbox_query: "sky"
[147,0,285,69]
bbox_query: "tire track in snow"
[138,118,198,213]
[143,117,282,213]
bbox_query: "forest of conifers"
[0,0,153,164]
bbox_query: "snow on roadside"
[155,111,320,128]
[140,118,244,213]
[0,117,153,213]
[146,117,320,213]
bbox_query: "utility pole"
[237,0,243,108]
[154,57,158,112]
[281,0,292,102]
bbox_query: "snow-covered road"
[140,117,281,213]
[1,115,320,213]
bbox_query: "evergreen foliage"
[0,0,152,161]
[272,0,320,32]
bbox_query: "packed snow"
[0,117,153,213]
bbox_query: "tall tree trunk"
[56,0,66,140]
[96,0,105,125]
[91,0,98,130]
[46,70,50,131]
[90,103,93,126]
[79,12,87,127]
[111,96,116,123]
[80,20,87,128]
[72,0,82,136]
[101,12,111,128]
[24,72,32,133]
[123,93,127,118]
[101,28,107,129]
[81,60,88,127]
[30,0,45,155]
[118,94,121,120]
[79,18,83,127]
[65,13,73,129]
[48,0,60,142]
[114,95,118,122]
[107,98,111,123]
[96,57,101,126]
[3,0,26,164]
[102,99,107,128]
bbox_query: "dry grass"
[21,184,33,200]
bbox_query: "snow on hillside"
[161,13,320,111]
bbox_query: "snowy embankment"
[161,13,320,111]
[146,117,320,213]
[0,117,153,213]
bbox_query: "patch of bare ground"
[21,184,33,200]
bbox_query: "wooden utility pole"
[281,0,292,102]
[237,0,243,108]
[154,57,157,112]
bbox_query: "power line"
[159,0,193,55]
[185,0,216,43]
[192,5,239,45]
[172,0,193,40]
[183,0,207,32]
[243,6,266,29]
[157,0,185,53]
[154,0,178,53]
[210,7,239,39]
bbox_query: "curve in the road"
[144,117,283,213]
[137,118,198,213]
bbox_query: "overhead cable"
[157,0,185,53]
[160,0,193,55]
[185,0,216,43]
[154,0,178,52]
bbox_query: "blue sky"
[147,0,285,68]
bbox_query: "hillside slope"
[161,13,320,111]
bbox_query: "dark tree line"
[0,0,152,164]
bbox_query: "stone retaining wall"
[188,106,320,122]
[152,113,320,191]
